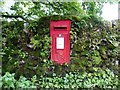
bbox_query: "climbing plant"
[2,1,119,82]
[2,15,120,78]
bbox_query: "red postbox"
[50,20,71,64]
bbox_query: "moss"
[37,15,81,29]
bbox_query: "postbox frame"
[50,20,71,64]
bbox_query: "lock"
[59,34,62,37]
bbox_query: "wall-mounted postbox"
[50,20,71,64]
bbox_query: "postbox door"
[51,34,70,64]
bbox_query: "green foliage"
[1,70,119,89]
[1,72,36,89]
[36,69,119,89]
[9,2,84,19]
[16,76,36,88]
[2,15,120,78]
[2,0,119,83]
[1,72,16,88]
[2,1,105,21]
[69,17,120,73]
[2,1,119,89]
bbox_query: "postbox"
[50,20,71,64]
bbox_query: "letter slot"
[54,25,67,30]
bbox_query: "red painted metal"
[50,20,71,64]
